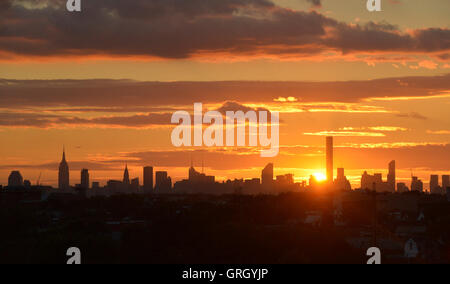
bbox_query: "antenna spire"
[62,145,66,161]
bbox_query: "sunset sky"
[0,0,449,189]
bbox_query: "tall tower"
[123,164,130,185]
[58,147,70,190]
[262,163,274,187]
[387,160,396,192]
[81,169,89,190]
[143,166,153,192]
[326,136,333,182]
[430,175,439,194]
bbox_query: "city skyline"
[0,0,449,189]
[2,136,448,194]
[1,0,450,266]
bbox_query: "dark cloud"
[436,53,450,60]
[0,75,449,109]
[413,28,450,52]
[216,101,270,113]
[306,0,321,8]
[0,100,278,128]
[0,111,174,128]
[0,0,448,59]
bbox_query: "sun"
[313,172,327,182]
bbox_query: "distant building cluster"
[361,161,396,192]
[1,138,449,200]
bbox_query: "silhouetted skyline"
[2,137,448,196]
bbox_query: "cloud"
[304,131,386,137]
[306,0,322,8]
[0,75,449,109]
[0,75,448,129]
[0,0,448,61]
[410,60,439,70]
[0,111,174,128]
[0,101,275,129]
[339,126,408,132]
[396,112,428,120]
[274,97,298,102]
[427,130,450,135]
[216,101,270,113]
[368,126,408,132]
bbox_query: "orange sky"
[0,0,449,189]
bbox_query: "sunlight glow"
[313,172,327,182]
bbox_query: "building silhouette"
[397,183,409,193]
[58,148,70,190]
[155,171,172,192]
[443,175,450,192]
[131,178,140,191]
[411,176,424,192]
[326,136,333,182]
[23,180,31,189]
[4,146,448,198]
[430,175,440,194]
[361,161,396,192]
[361,172,382,191]
[275,174,297,193]
[8,171,23,187]
[123,164,130,185]
[189,166,215,184]
[174,166,214,194]
[143,166,153,192]
[334,168,351,191]
[262,163,274,187]
[276,174,294,185]
[107,180,123,191]
[81,169,89,190]
[387,160,396,192]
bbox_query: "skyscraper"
[361,171,382,191]
[387,160,396,192]
[443,175,450,191]
[123,164,130,185]
[326,136,333,182]
[58,148,70,190]
[155,171,171,192]
[81,169,89,190]
[143,166,154,192]
[8,171,23,187]
[411,176,423,192]
[430,175,439,194]
[335,168,351,191]
[261,163,274,186]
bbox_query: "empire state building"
[58,148,70,190]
